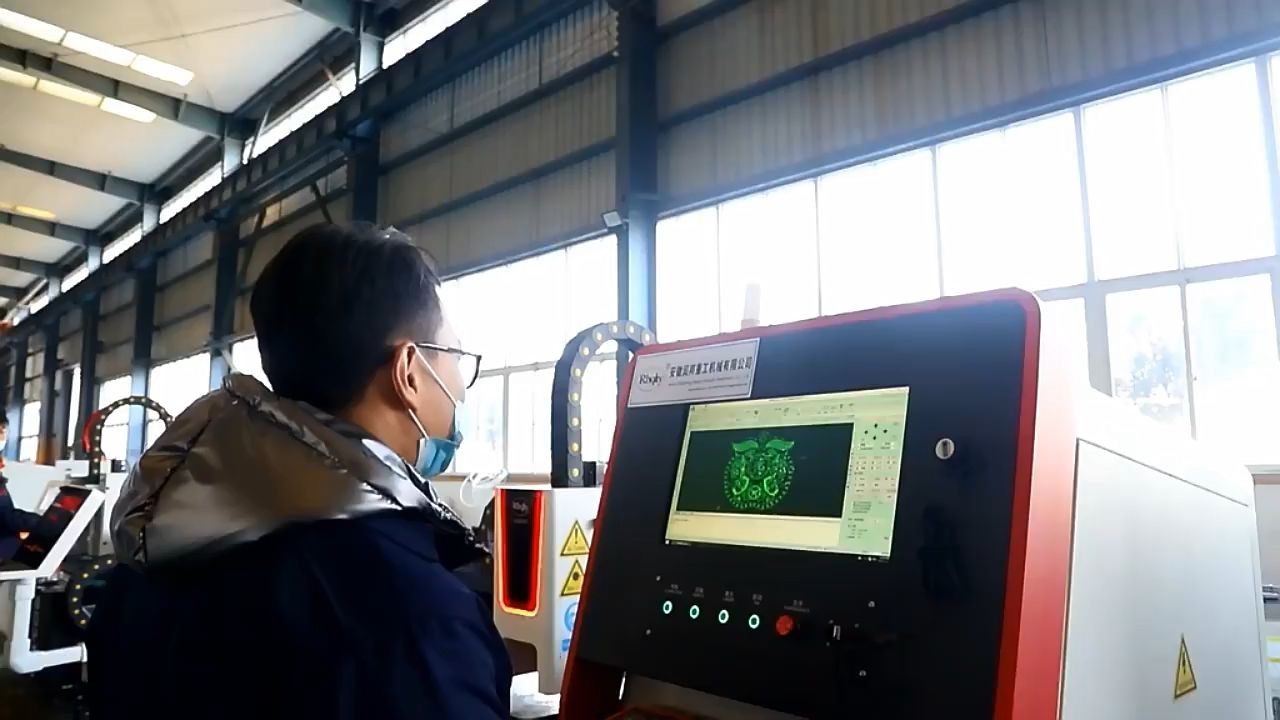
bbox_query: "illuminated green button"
[688,604,700,620]
[747,613,761,630]
[717,609,730,625]
[661,600,673,615]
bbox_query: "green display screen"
[664,387,909,558]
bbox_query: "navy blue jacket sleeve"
[0,479,39,535]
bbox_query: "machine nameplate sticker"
[561,559,586,597]
[628,339,760,407]
[560,521,591,556]
[1174,635,1198,700]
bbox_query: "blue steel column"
[348,119,381,223]
[208,223,240,388]
[614,0,658,387]
[127,263,156,465]
[38,323,59,464]
[76,294,100,458]
[7,335,27,461]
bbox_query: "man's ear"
[389,342,421,409]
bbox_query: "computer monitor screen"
[664,387,909,558]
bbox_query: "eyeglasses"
[414,342,483,389]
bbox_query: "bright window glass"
[443,236,619,474]
[1167,63,1274,268]
[579,359,618,463]
[657,208,720,341]
[63,264,90,292]
[1107,286,1189,431]
[937,113,1087,293]
[231,337,270,388]
[506,368,552,473]
[1186,275,1280,464]
[453,375,504,474]
[382,0,488,68]
[160,163,222,224]
[817,149,940,313]
[718,180,820,328]
[97,375,132,462]
[18,400,40,462]
[1083,89,1180,279]
[244,69,357,163]
[67,366,81,447]
[146,354,211,446]
[1044,298,1089,387]
[103,225,143,265]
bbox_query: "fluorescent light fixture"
[35,78,101,106]
[0,10,195,87]
[99,97,156,123]
[0,202,58,221]
[129,54,194,87]
[62,31,136,66]
[0,8,66,44]
[0,67,37,90]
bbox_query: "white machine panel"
[1062,442,1269,719]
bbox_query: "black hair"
[250,223,443,413]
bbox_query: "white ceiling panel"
[0,226,79,263]
[0,165,127,229]
[0,1,334,111]
[0,82,205,182]
[0,267,40,288]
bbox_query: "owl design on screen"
[723,433,795,511]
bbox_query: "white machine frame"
[0,484,105,673]
[1,460,122,675]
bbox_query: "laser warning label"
[1174,635,1197,700]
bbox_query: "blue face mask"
[407,349,465,478]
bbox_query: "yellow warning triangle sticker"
[560,521,590,557]
[560,559,586,597]
[1174,635,1198,700]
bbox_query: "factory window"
[243,68,356,163]
[145,353,211,447]
[655,57,1280,469]
[382,0,488,69]
[816,150,939,314]
[17,400,40,462]
[103,225,142,265]
[441,235,618,476]
[160,163,223,224]
[96,375,132,463]
[230,337,270,388]
[66,366,81,449]
[63,263,90,292]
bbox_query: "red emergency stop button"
[774,614,795,637]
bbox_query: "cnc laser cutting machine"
[560,289,1269,720]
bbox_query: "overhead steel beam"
[0,43,254,139]
[0,211,94,246]
[0,147,149,203]
[283,0,383,36]
[0,256,52,277]
[10,0,596,340]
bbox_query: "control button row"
[660,601,774,633]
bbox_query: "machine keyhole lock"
[934,438,956,461]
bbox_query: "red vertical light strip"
[497,489,545,615]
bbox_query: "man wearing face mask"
[86,224,510,719]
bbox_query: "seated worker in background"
[87,224,511,719]
[0,416,40,559]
